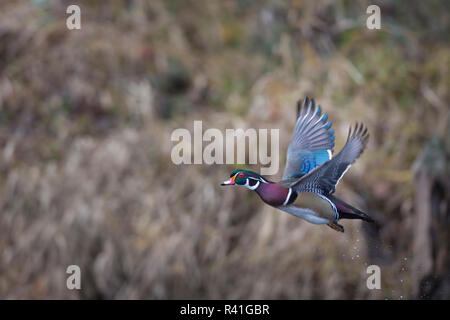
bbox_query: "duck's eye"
[248,179,258,187]
[238,173,245,178]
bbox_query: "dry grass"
[0,0,448,299]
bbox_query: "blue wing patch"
[300,149,332,175]
[282,97,336,180]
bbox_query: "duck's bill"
[221,178,235,186]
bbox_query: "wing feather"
[283,97,335,179]
[286,123,369,195]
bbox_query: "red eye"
[238,173,245,178]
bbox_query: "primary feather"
[283,97,335,181]
[285,122,369,195]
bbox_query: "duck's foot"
[328,221,344,233]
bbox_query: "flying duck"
[221,97,373,232]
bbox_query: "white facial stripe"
[258,177,268,183]
[244,178,260,190]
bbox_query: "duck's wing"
[286,123,369,195]
[282,97,335,181]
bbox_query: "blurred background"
[0,0,449,299]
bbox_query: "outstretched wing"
[287,123,369,195]
[282,97,335,181]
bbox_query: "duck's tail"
[329,195,374,223]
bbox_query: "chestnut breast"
[256,183,290,206]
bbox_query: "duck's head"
[221,169,268,190]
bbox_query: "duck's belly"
[277,206,330,224]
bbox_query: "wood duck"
[221,97,374,232]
